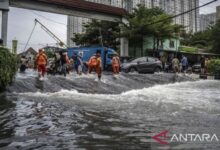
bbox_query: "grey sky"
[200,0,220,14]
[2,0,220,53]
[7,7,67,53]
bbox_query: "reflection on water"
[0,94,15,148]
[1,71,220,149]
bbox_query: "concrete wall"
[143,36,180,52]
[128,36,180,58]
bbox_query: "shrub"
[0,48,17,92]
[207,59,220,75]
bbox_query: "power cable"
[147,0,218,25]
[31,11,67,26]
[23,21,37,52]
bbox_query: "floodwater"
[1,70,220,150]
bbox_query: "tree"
[120,5,182,56]
[183,29,212,47]
[71,20,120,50]
[180,22,220,53]
[0,47,17,92]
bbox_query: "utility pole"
[99,28,104,47]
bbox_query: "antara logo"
[152,130,169,145]
[152,130,219,145]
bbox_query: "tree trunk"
[134,38,137,57]
[141,35,144,56]
[156,38,160,58]
[153,37,156,57]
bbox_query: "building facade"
[200,13,216,31]
[67,17,90,47]
[67,0,200,47]
[67,0,122,47]
[160,0,199,33]
[216,6,220,21]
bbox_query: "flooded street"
[1,70,220,150]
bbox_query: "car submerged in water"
[121,57,162,73]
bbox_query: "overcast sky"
[1,0,220,53]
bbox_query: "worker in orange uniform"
[35,49,48,80]
[112,54,120,74]
[88,50,102,80]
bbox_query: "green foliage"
[207,59,220,75]
[121,5,182,54]
[179,46,197,53]
[0,48,17,92]
[181,29,213,48]
[181,20,220,54]
[45,51,54,58]
[72,5,182,56]
[72,20,120,50]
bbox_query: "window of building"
[170,40,175,48]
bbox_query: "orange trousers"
[89,65,102,79]
[112,65,120,74]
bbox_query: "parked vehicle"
[192,63,201,73]
[121,57,162,73]
[68,46,117,70]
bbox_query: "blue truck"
[67,46,118,70]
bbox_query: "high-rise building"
[200,13,216,31]
[67,0,200,46]
[160,0,199,33]
[122,0,133,13]
[67,17,90,47]
[216,6,220,20]
[67,0,121,47]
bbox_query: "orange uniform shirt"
[36,53,47,65]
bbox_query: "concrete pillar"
[0,0,9,47]
[120,37,128,56]
[1,10,8,46]
[120,17,129,57]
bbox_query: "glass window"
[148,57,157,62]
[132,57,146,63]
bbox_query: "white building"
[200,13,216,31]
[216,6,220,21]
[67,0,200,47]
[160,0,199,33]
[67,17,90,47]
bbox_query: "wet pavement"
[1,70,220,150]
